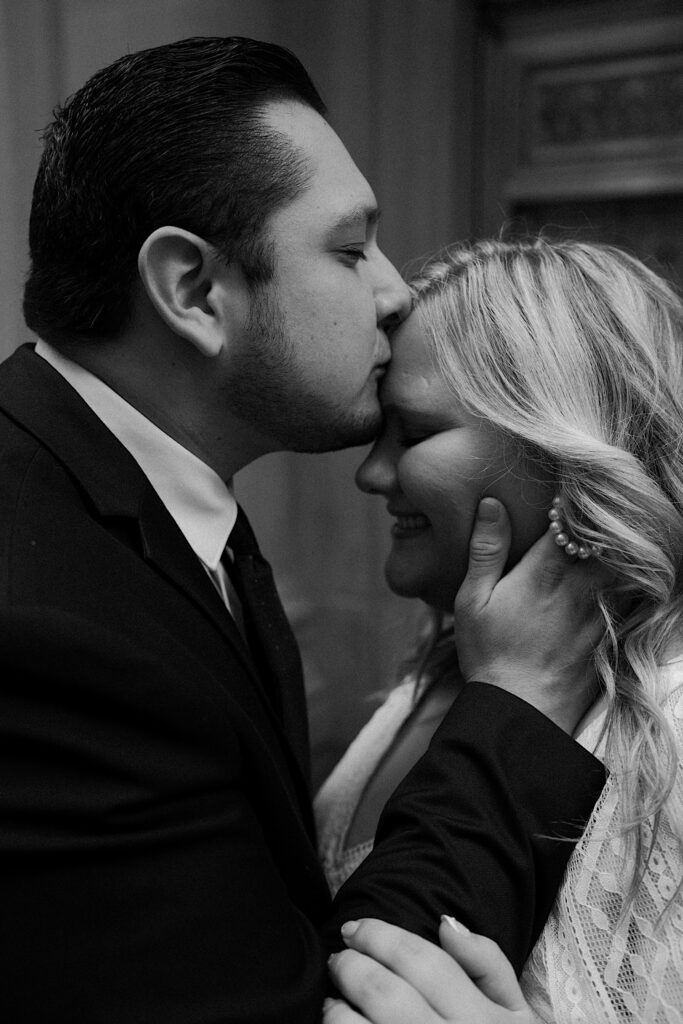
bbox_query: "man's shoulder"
[0,400,43,458]
[0,403,82,521]
[0,341,42,396]
[0,402,57,542]
[0,344,69,465]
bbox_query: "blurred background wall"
[1,0,681,787]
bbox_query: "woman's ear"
[137,227,241,358]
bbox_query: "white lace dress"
[314,663,683,1023]
[315,676,425,897]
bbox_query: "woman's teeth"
[396,515,428,529]
[392,514,430,536]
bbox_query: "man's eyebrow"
[329,204,381,233]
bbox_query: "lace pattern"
[521,674,683,1023]
[316,663,683,1020]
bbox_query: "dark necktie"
[224,506,310,780]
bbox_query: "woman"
[317,238,683,1021]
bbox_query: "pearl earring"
[547,496,600,560]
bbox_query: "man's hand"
[324,918,534,1023]
[454,498,607,734]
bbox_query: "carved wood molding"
[479,6,683,211]
[531,53,683,153]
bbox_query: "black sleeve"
[0,606,604,1022]
[323,682,606,974]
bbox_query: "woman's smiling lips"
[388,507,431,539]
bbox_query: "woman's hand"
[324,917,534,1023]
[452,497,607,733]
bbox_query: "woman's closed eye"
[398,429,433,448]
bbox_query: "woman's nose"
[355,441,397,496]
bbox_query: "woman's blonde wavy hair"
[409,237,683,912]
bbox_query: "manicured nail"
[441,914,470,934]
[477,497,500,522]
[341,920,360,938]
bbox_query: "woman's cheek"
[398,448,457,514]
[398,434,488,518]
[399,461,480,575]
[484,466,554,566]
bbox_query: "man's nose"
[375,253,412,328]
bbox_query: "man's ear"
[138,227,242,358]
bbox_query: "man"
[0,37,604,1022]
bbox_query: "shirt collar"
[35,340,236,569]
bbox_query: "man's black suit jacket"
[0,345,605,1023]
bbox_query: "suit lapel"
[0,345,313,810]
[136,487,313,793]
[0,348,239,638]
[134,487,315,826]
[135,485,256,675]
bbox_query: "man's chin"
[292,408,381,453]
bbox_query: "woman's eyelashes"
[380,412,432,450]
[397,424,432,448]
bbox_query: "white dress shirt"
[34,340,241,618]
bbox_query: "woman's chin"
[384,566,457,611]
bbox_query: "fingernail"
[341,920,360,938]
[441,914,470,934]
[328,952,340,966]
[477,497,500,522]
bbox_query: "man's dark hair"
[23,36,326,345]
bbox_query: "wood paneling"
[476,0,683,231]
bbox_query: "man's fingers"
[452,499,608,731]
[455,498,511,612]
[438,918,528,1013]
[517,528,612,599]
